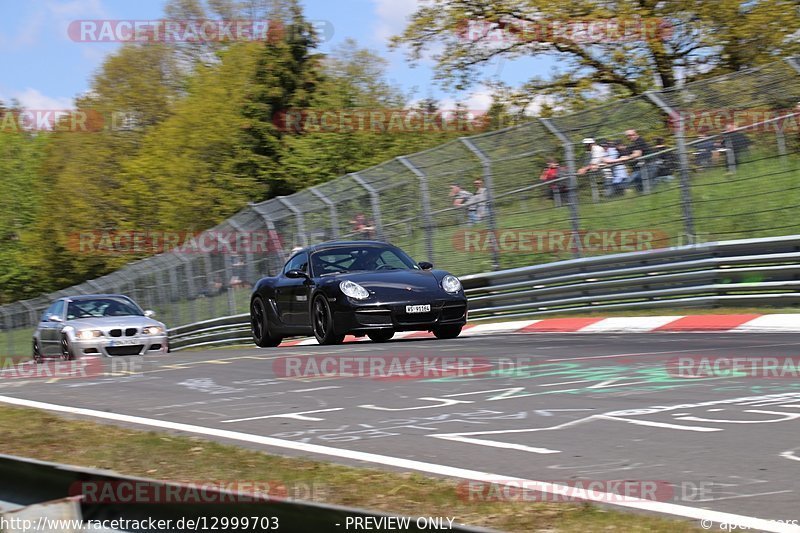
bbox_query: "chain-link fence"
[2,56,800,356]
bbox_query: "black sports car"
[250,241,468,346]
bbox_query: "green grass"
[0,405,705,532]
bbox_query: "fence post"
[1,308,12,357]
[397,156,435,264]
[538,118,583,258]
[460,138,501,269]
[201,249,216,319]
[175,254,197,324]
[249,202,288,273]
[276,196,308,249]
[350,173,384,240]
[310,187,339,240]
[646,91,696,242]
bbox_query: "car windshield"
[311,246,419,276]
[66,298,144,319]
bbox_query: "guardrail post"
[538,118,583,258]
[646,91,696,242]
[397,156,435,263]
[460,138,501,269]
[310,187,339,240]
[350,173,384,241]
[276,196,308,249]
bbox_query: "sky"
[0,0,549,112]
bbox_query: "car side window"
[283,253,309,275]
[378,250,410,269]
[52,300,65,319]
[41,303,56,322]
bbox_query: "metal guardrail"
[0,454,495,533]
[168,235,800,350]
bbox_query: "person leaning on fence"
[449,182,474,224]
[621,129,656,192]
[539,157,566,203]
[462,178,488,225]
[717,123,752,168]
[600,139,628,196]
[577,138,606,178]
[652,137,677,182]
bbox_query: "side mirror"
[418,261,433,271]
[285,269,309,279]
[144,310,156,318]
[47,314,63,323]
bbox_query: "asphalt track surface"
[2,332,800,532]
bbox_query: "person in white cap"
[577,137,606,176]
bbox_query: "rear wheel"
[60,334,75,361]
[251,297,282,348]
[312,296,344,345]
[432,325,462,339]
[367,329,394,343]
[32,339,43,364]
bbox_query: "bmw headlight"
[340,280,370,300]
[76,329,103,340]
[441,274,462,294]
[142,326,165,336]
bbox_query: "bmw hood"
[66,316,164,330]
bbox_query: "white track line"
[0,395,797,532]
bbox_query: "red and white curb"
[279,314,800,346]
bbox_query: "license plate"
[108,339,137,346]
[405,304,431,314]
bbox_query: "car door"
[274,253,308,326]
[287,254,313,326]
[39,300,65,355]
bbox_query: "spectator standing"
[719,123,752,168]
[622,129,655,191]
[652,138,677,182]
[449,182,474,225]
[601,140,628,196]
[464,178,488,224]
[539,158,566,203]
[349,213,376,239]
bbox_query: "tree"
[392,0,800,104]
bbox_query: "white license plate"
[108,339,138,346]
[405,304,431,314]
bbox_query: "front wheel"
[432,325,462,339]
[60,334,76,361]
[367,329,394,343]
[32,339,43,364]
[312,296,344,345]
[251,297,282,348]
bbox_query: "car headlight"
[76,329,103,340]
[142,326,165,336]
[441,274,462,294]
[340,280,370,300]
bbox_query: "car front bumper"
[333,297,468,334]
[71,335,169,357]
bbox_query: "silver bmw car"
[32,294,169,362]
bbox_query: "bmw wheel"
[251,297,282,348]
[432,325,462,339]
[32,339,43,364]
[60,334,76,361]
[312,295,344,345]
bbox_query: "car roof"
[57,294,134,301]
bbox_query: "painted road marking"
[0,395,797,532]
[222,408,345,423]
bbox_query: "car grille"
[396,311,437,325]
[109,328,138,337]
[106,345,144,356]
